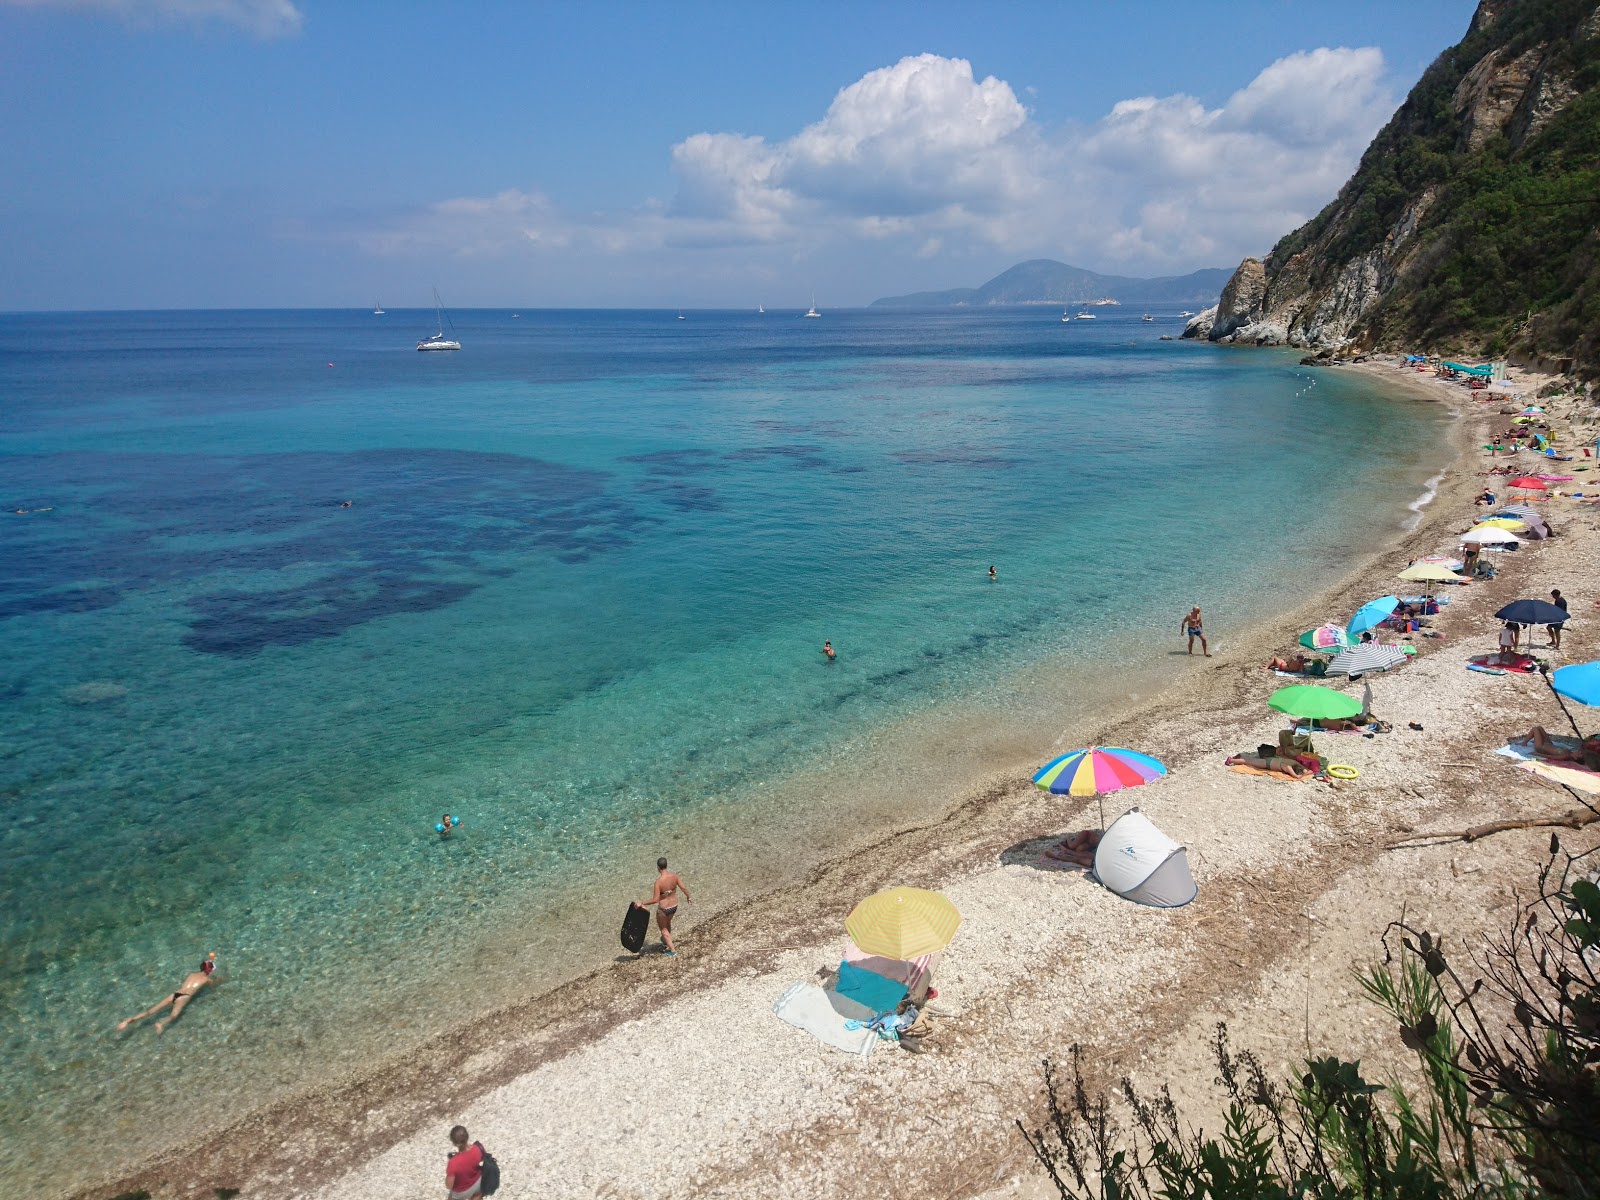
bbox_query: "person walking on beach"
[116,954,219,1034]
[1181,605,1209,657]
[444,1125,484,1200]
[1549,589,1568,648]
[822,639,836,662]
[639,856,692,955]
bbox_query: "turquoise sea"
[0,308,1446,1192]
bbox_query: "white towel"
[772,982,877,1057]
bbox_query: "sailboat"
[758,304,765,313]
[1060,311,1072,322]
[804,294,821,318]
[373,300,385,315]
[416,289,461,351]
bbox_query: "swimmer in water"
[340,500,352,508]
[117,955,219,1034]
[822,640,836,662]
[988,565,997,580]
[436,814,459,839]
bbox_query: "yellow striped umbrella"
[845,886,962,960]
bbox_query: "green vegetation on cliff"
[1272,0,1600,373]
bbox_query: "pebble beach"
[74,358,1600,1200]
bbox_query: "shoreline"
[67,357,1518,1199]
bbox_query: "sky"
[0,0,1476,310]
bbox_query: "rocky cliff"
[1186,0,1600,378]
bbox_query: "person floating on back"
[445,1125,485,1200]
[638,856,692,956]
[116,953,219,1034]
[822,640,836,662]
[1181,605,1209,657]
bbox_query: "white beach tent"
[1093,809,1197,907]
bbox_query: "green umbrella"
[1267,685,1361,721]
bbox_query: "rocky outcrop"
[1185,0,1600,377]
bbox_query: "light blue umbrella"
[1552,663,1600,709]
[1347,595,1399,636]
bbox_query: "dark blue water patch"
[723,444,832,470]
[620,448,726,476]
[0,449,642,653]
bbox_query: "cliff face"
[1186,0,1600,377]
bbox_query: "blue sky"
[0,0,1474,310]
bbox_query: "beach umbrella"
[1397,563,1459,583]
[1325,643,1409,677]
[1508,476,1548,490]
[1032,747,1167,796]
[1268,684,1362,723]
[1495,599,1570,626]
[845,886,962,960]
[1299,624,1353,652]
[1491,505,1541,520]
[1461,527,1520,545]
[1476,517,1530,532]
[1552,663,1600,709]
[1347,595,1399,636]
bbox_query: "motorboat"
[1075,310,1096,320]
[1142,313,1154,322]
[416,289,461,351]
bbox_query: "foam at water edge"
[1404,471,1445,531]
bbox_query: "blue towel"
[834,960,908,1016]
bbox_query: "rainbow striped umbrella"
[1033,747,1167,796]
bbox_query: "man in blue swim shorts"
[1181,605,1209,657]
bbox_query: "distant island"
[871,259,1232,308]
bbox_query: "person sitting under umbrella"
[1044,828,1101,865]
[1514,726,1600,771]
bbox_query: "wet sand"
[76,360,1600,1200]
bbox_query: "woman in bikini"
[640,857,692,955]
[117,955,218,1034]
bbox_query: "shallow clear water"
[0,308,1444,1190]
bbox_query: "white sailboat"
[758,304,765,313]
[1060,311,1072,322]
[373,300,385,315]
[804,294,821,318]
[416,289,461,351]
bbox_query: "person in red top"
[445,1125,484,1199]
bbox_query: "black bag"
[476,1143,500,1196]
[620,901,650,953]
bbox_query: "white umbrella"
[1462,527,1520,545]
[1325,644,1409,677]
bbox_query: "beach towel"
[843,939,938,998]
[772,981,878,1057]
[833,960,908,1016]
[1494,740,1600,795]
[1229,763,1308,782]
[1468,664,1507,675]
[1469,653,1537,673]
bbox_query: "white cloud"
[3,0,303,37]
[353,47,1397,294]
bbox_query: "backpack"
[475,1142,500,1196]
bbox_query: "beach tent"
[1444,362,1495,377]
[1092,808,1197,908]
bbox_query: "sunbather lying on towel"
[1516,726,1600,771]
[1044,828,1101,866]
[1268,654,1310,673]
[1227,745,1313,777]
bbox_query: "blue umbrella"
[1347,595,1399,636]
[1495,599,1569,626]
[1552,663,1600,708]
